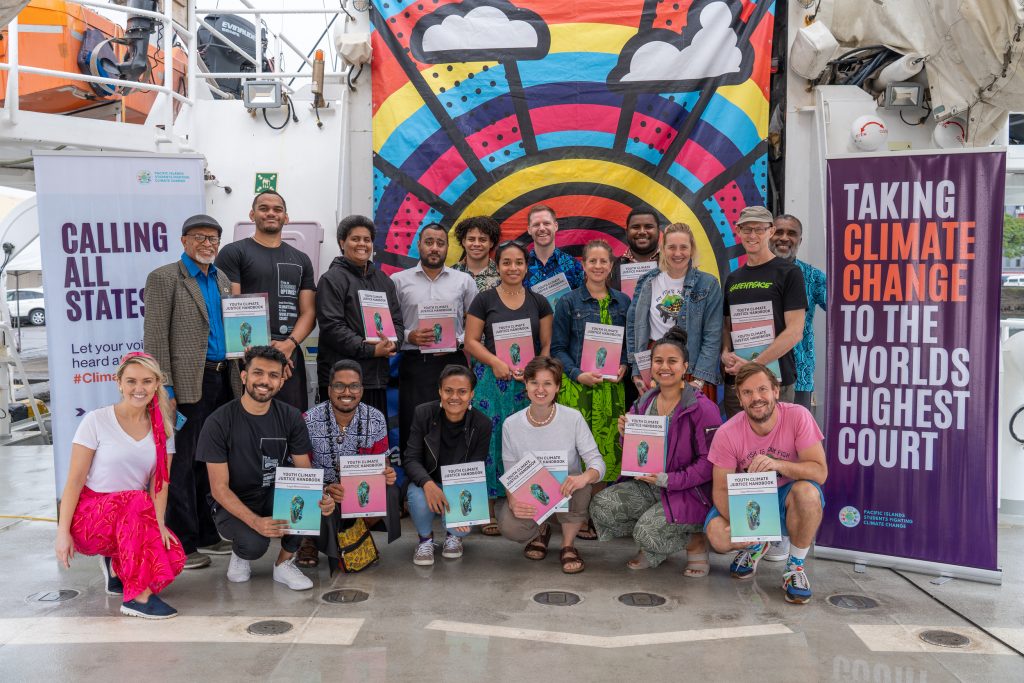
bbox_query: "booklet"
[499,453,567,525]
[580,322,624,380]
[729,302,781,379]
[359,290,398,342]
[635,349,653,387]
[222,293,271,359]
[417,302,458,354]
[440,461,490,528]
[619,261,658,299]
[531,272,571,306]
[621,415,668,476]
[338,454,387,518]
[272,467,324,536]
[533,450,570,512]
[727,471,782,543]
[492,318,534,373]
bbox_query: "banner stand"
[815,546,1002,585]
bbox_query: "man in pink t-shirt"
[704,363,827,604]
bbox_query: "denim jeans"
[406,483,472,539]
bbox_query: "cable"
[1010,405,1024,444]
[900,105,932,126]
[890,569,1024,658]
[261,93,294,130]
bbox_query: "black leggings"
[212,504,301,561]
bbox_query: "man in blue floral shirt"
[771,214,826,413]
[524,204,585,290]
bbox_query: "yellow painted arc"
[716,80,770,139]
[548,23,635,55]
[445,158,720,283]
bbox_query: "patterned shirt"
[304,401,388,484]
[526,247,584,290]
[793,259,827,392]
[452,259,500,292]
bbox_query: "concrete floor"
[1,446,1022,682]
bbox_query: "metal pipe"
[255,13,263,75]
[6,17,18,125]
[196,8,350,15]
[163,0,174,134]
[278,33,315,70]
[0,63,191,105]
[195,72,347,79]
[75,0,186,27]
[187,2,198,110]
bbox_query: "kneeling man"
[704,362,826,604]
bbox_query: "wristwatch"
[692,379,705,389]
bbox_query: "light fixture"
[883,82,924,108]
[243,80,282,109]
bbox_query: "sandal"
[626,552,652,570]
[481,521,501,536]
[576,521,598,541]
[523,524,551,560]
[296,537,319,568]
[684,551,710,578]
[560,546,585,574]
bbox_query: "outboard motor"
[77,0,159,97]
[197,14,273,99]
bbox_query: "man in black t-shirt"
[721,206,807,418]
[216,191,317,411]
[198,346,334,591]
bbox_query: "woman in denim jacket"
[626,223,723,400]
[552,240,630,487]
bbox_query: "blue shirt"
[181,252,227,362]
[793,259,827,392]
[526,247,585,290]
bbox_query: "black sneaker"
[120,594,178,619]
[100,557,123,595]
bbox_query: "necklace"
[499,284,523,297]
[526,403,556,427]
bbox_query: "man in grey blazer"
[144,214,241,569]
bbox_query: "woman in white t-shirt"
[54,352,185,619]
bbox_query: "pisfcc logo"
[839,506,861,528]
[137,170,152,184]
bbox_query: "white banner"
[35,152,205,498]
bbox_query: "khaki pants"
[496,485,593,543]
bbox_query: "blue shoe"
[783,566,813,604]
[120,595,178,619]
[729,543,767,579]
[100,557,123,596]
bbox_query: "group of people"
[54,190,830,619]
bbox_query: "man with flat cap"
[144,214,241,569]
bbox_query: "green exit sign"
[255,172,278,193]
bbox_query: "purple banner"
[818,150,1005,572]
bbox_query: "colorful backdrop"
[370,0,774,280]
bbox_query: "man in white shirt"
[391,224,477,455]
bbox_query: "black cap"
[182,214,222,236]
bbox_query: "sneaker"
[226,552,251,583]
[100,557,123,595]
[413,539,436,566]
[441,534,464,559]
[764,538,791,562]
[729,543,768,579]
[120,594,178,620]
[273,556,314,591]
[198,539,234,555]
[183,551,212,570]
[783,565,813,604]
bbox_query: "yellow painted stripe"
[549,23,635,55]
[373,82,425,154]
[716,80,769,139]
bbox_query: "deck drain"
[618,592,667,607]
[533,591,581,606]
[919,630,970,648]
[827,594,879,610]
[27,590,79,603]
[322,589,369,604]
[247,620,294,636]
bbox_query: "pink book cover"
[418,302,458,353]
[619,262,658,299]
[492,318,534,372]
[358,290,398,342]
[579,323,623,379]
[621,415,668,476]
[499,453,567,525]
[339,473,386,518]
[636,349,652,387]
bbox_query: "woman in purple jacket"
[589,327,721,576]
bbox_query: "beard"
[770,244,797,261]
[421,253,445,269]
[192,252,216,265]
[245,384,275,403]
[744,399,775,424]
[628,237,657,257]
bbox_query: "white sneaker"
[441,534,464,559]
[413,539,435,566]
[226,552,251,583]
[273,556,314,591]
[764,538,791,562]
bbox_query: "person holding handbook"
[402,365,493,566]
[198,346,335,591]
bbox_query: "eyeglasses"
[189,234,221,245]
[497,240,526,249]
[329,382,363,393]
[737,225,771,236]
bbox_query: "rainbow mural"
[371,0,774,281]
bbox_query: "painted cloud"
[411,0,550,63]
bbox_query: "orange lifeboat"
[0,0,186,123]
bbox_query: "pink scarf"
[121,352,169,493]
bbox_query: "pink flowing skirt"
[70,487,186,601]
